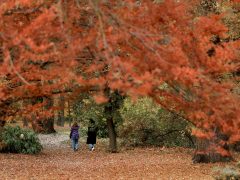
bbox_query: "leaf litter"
[0,134,239,180]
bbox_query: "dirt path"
[38,133,69,148]
[0,134,237,180]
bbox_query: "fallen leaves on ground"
[0,134,238,180]
[0,138,239,180]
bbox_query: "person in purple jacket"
[70,121,80,151]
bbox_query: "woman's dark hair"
[72,121,78,127]
[89,118,95,124]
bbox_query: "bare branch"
[7,49,31,85]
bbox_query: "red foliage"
[0,0,240,144]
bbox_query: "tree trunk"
[104,93,117,152]
[22,100,29,127]
[43,97,56,133]
[32,118,56,134]
[67,100,72,127]
[103,88,124,153]
[32,117,56,134]
[32,97,56,134]
[0,120,7,151]
[42,117,56,134]
[192,130,232,163]
[22,118,28,127]
[107,117,117,153]
[57,95,65,127]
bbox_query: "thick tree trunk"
[107,117,117,153]
[44,97,56,133]
[22,100,29,127]
[192,130,232,163]
[104,93,117,152]
[67,100,72,127]
[22,118,28,127]
[42,117,56,133]
[0,120,6,151]
[57,95,65,127]
[32,97,56,134]
[103,88,124,153]
[32,117,56,134]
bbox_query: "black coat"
[87,126,97,144]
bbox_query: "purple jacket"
[70,126,79,140]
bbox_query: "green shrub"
[1,126,42,154]
[213,166,240,180]
[72,91,125,138]
[73,96,123,138]
[118,97,194,147]
[73,97,108,138]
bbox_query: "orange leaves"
[231,0,240,3]
[229,133,240,144]
[107,26,113,33]
[11,6,57,43]
[195,15,228,37]
[173,67,199,84]
[192,128,212,139]
[215,146,231,157]
[24,38,54,53]
[93,93,108,104]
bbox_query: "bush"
[73,97,108,138]
[213,166,240,180]
[118,97,194,147]
[1,126,42,154]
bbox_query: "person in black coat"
[87,119,97,151]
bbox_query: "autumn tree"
[0,0,240,162]
[0,0,81,132]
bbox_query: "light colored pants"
[71,139,79,151]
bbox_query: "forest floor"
[0,133,239,180]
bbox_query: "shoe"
[91,147,94,151]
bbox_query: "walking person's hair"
[89,118,95,124]
[72,121,78,127]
